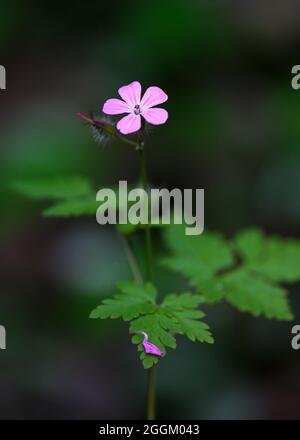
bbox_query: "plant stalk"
[138,146,153,282]
[137,138,156,420]
[120,234,143,285]
[146,364,156,420]
[77,112,139,149]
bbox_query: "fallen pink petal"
[143,340,163,357]
[131,330,163,357]
[102,81,168,135]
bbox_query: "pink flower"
[102,81,168,135]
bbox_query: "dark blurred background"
[1,0,300,419]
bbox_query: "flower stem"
[138,146,153,282]
[147,364,156,420]
[120,234,143,285]
[137,137,156,420]
[77,112,139,149]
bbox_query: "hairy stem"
[77,112,139,149]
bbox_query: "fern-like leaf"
[162,225,299,320]
[11,176,93,200]
[91,282,213,369]
[90,281,157,321]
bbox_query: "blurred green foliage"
[11,176,300,368]
[2,0,300,420]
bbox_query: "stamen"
[134,104,141,115]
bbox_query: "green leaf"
[234,228,264,262]
[161,294,214,343]
[254,238,300,282]
[43,195,98,217]
[169,309,214,343]
[90,281,157,321]
[162,256,213,283]
[164,224,233,272]
[194,278,226,303]
[91,280,213,369]
[10,176,93,200]
[130,292,213,368]
[42,183,120,218]
[162,292,205,310]
[12,176,169,232]
[163,225,298,320]
[162,224,233,302]
[235,229,300,283]
[221,269,293,320]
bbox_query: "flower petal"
[143,340,163,357]
[140,86,168,110]
[142,108,168,125]
[102,98,131,115]
[117,114,141,134]
[118,81,141,108]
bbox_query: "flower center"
[134,104,141,115]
